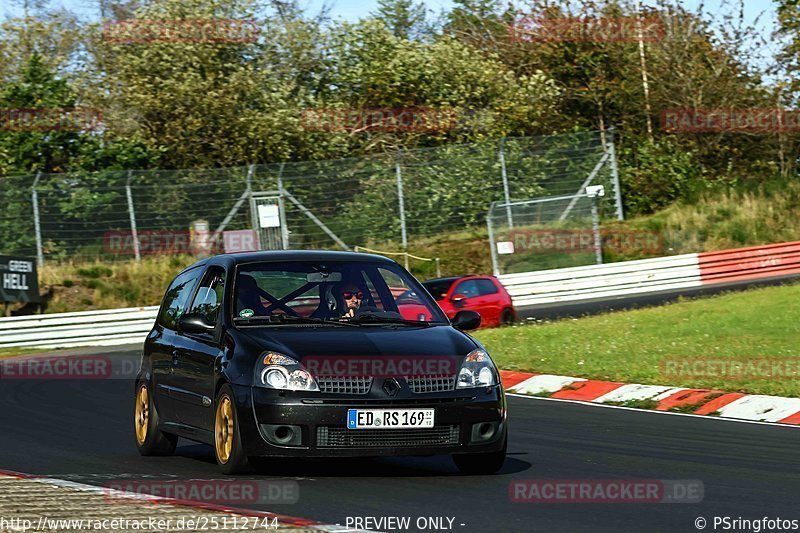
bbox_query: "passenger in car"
[236,274,269,315]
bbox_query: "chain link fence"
[0,130,622,267]
[487,133,624,275]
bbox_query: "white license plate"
[347,408,434,429]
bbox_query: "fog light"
[470,421,500,443]
[261,424,302,446]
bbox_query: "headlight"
[255,352,319,391]
[456,349,498,389]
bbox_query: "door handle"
[171,350,179,366]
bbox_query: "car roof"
[180,250,396,274]
[423,276,463,284]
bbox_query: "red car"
[421,276,516,328]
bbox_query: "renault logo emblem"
[382,378,400,397]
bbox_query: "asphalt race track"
[2,347,800,532]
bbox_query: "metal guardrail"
[499,253,702,308]
[0,306,158,349]
[499,240,800,309]
[1,241,799,350]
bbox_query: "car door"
[452,278,499,325]
[172,266,226,431]
[472,278,502,326]
[451,279,482,315]
[150,267,204,425]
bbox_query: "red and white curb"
[500,371,800,425]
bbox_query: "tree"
[371,0,428,40]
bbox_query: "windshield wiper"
[233,315,358,327]
[348,314,437,327]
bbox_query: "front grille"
[317,425,460,448]
[407,374,456,393]
[317,376,373,394]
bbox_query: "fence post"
[125,170,141,261]
[487,203,500,276]
[31,172,44,268]
[608,128,624,221]
[396,151,408,250]
[591,196,603,265]
[499,137,513,228]
[276,163,290,250]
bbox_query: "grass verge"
[473,281,800,398]
[0,348,44,359]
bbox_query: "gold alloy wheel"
[215,395,234,464]
[134,384,149,445]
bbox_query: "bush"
[619,139,706,216]
[76,265,114,279]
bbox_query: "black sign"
[0,256,40,303]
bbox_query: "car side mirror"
[451,293,468,308]
[452,310,481,331]
[179,313,216,334]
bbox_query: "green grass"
[473,282,800,398]
[0,348,44,359]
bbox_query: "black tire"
[452,438,507,475]
[214,384,251,475]
[500,308,515,326]
[134,381,178,456]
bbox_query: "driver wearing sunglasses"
[338,283,363,318]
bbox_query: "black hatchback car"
[134,251,507,474]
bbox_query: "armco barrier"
[1,241,799,349]
[698,241,800,284]
[499,240,800,309]
[499,253,702,308]
[0,306,158,349]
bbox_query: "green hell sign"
[0,256,40,304]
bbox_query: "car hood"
[235,325,478,362]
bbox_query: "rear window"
[422,279,457,301]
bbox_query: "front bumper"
[233,384,507,458]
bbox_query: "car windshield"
[422,278,458,301]
[233,260,449,325]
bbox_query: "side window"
[453,280,480,299]
[474,278,499,296]
[377,267,417,309]
[158,268,202,330]
[188,267,225,324]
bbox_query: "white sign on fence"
[257,204,281,228]
[496,241,515,255]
